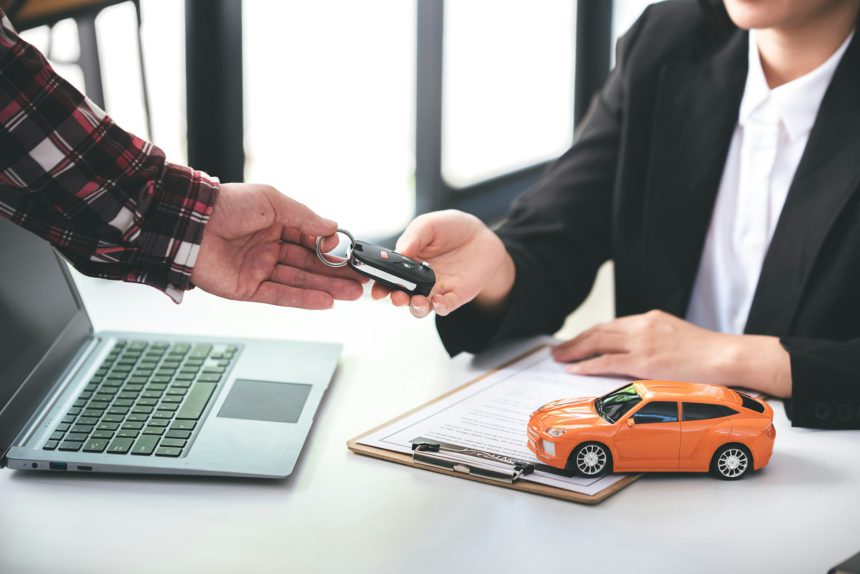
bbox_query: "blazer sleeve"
[781,337,860,429]
[435,8,652,356]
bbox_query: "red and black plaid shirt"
[0,9,219,302]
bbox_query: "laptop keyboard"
[42,339,238,458]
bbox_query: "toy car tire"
[568,442,612,477]
[710,444,753,480]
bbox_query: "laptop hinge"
[7,334,102,459]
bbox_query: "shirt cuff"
[133,163,219,303]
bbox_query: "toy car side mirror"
[627,418,635,428]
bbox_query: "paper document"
[358,347,631,497]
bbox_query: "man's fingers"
[250,281,335,310]
[278,243,365,281]
[565,353,637,378]
[269,191,338,238]
[270,265,364,301]
[552,331,630,363]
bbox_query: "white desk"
[1,272,858,574]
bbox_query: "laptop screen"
[0,217,90,456]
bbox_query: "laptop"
[0,217,340,478]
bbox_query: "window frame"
[412,0,613,229]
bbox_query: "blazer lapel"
[745,33,860,336]
[643,30,748,316]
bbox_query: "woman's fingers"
[552,330,631,363]
[409,295,431,318]
[565,353,637,378]
[430,291,461,317]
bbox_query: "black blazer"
[436,1,860,430]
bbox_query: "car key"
[315,229,436,296]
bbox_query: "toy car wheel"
[711,444,752,480]
[569,442,612,477]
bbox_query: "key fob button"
[401,261,415,270]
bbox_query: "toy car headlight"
[546,428,566,438]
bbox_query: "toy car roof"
[632,380,741,405]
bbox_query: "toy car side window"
[682,403,733,421]
[632,401,679,424]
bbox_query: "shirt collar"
[739,28,855,140]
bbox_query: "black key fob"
[350,240,435,296]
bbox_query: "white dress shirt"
[685,29,854,334]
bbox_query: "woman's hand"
[552,310,792,397]
[371,210,515,318]
[191,183,366,309]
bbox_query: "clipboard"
[347,345,641,505]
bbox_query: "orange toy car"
[526,380,775,480]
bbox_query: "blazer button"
[814,402,833,421]
[836,404,855,424]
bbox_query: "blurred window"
[441,0,576,188]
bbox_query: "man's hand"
[371,210,515,318]
[552,310,792,397]
[191,183,365,309]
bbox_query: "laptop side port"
[49,462,67,470]
[77,465,93,472]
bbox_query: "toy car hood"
[532,397,603,429]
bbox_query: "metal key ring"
[316,228,354,268]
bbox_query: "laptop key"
[70,424,93,434]
[160,438,186,448]
[142,426,165,435]
[92,430,115,439]
[107,437,134,454]
[83,439,109,453]
[131,435,160,456]
[155,447,182,457]
[55,423,70,432]
[97,422,120,431]
[165,429,192,440]
[147,419,169,427]
[78,417,99,425]
[175,382,216,420]
[50,431,66,441]
[122,421,144,430]
[65,433,88,442]
[198,374,222,383]
[170,420,196,431]
[103,414,125,423]
[43,440,59,450]
[127,413,149,422]
[117,429,139,439]
[151,410,174,419]
[59,441,83,452]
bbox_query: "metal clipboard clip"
[410,440,535,484]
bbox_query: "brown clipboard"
[347,344,641,505]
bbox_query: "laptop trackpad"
[218,379,312,423]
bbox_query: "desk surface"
[1,272,858,574]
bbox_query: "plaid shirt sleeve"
[0,10,219,303]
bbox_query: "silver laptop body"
[0,217,339,478]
